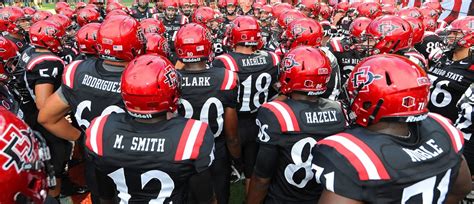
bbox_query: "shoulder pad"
[220,69,238,90]
[428,112,464,153]
[261,101,300,132]
[269,51,280,66]
[85,114,110,156]
[214,54,239,72]
[174,119,209,161]
[26,54,64,71]
[62,60,83,89]
[329,37,344,53]
[318,132,391,181]
[428,47,444,63]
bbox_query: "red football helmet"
[423,17,438,32]
[277,9,306,28]
[350,17,372,39]
[58,7,75,19]
[97,15,145,61]
[31,10,52,23]
[228,16,261,48]
[76,23,100,55]
[48,14,73,30]
[0,37,19,81]
[336,2,349,13]
[22,7,36,18]
[29,20,65,53]
[271,3,292,19]
[381,4,397,15]
[365,15,413,54]
[397,7,423,20]
[298,0,320,17]
[0,7,26,34]
[284,18,323,48]
[402,16,424,45]
[175,23,211,62]
[145,33,169,57]
[444,16,474,49]
[121,54,180,117]
[423,1,442,12]
[164,0,178,8]
[76,2,87,10]
[106,2,125,13]
[192,6,218,26]
[55,2,70,13]
[179,0,193,16]
[319,3,332,20]
[0,107,52,203]
[347,54,430,126]
[357,2,382,19]
[419,6,439,20]
[76,7,102,26]
[279,46,331,95]
[140,18,166,34]
[106,9,129,18]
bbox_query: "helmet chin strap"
[367,99,383,126]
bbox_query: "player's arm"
[446,156,472,203]
[38,89,81,141]
[247,144,279,204]
[34,83,54,110]
[318,190,364,204]
[224,107,242,162]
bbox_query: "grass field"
[37,2,248,203]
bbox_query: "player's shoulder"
[171,117,213,161]
[259,100,301,134]
[26,52,64,72]
[328,36,348,53]
[62,58,98,89]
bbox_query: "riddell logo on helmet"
[405,114,428,122]
[127,111,152,119]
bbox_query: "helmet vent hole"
[363,101,372,110]
[285,78,290,83]
[385,71,392,85]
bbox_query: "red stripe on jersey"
[330,38,343,52]
[276,101,300,131]
[85,114,109,156]
[429,113,464,152]
[262,101,300,132]
[339,133,390,179]
[216,54,239,72]
[318,139,370,180]
[269,51,280,66]
[175,120,194,161]
[190,122,208,159]
[62,60,82,88]
[469,65,474,71]
[220,70,237,90]
[26,55,64,71]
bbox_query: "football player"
[223,0,239,23]
[0,37,23,118]
[247,46,347,203]
[175,23,240,204]
[179,0,194,18]
[86,54,215,203]
[157,0,189,64]
[130,0,154,21]
[75,23,101,60]
[192,7,228,56]
[0,107,55,204]
[0,7,32,53]
[314,54,472,203]
[37,15,145,203]
[328,17,371,84]
[238,0,254,16]
[212,15,280,193]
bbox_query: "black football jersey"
[256,98,347,202]
[415,32,444,62]
[86,113,215,203]
[313,113,465,203]
[428,54,474,122]
[130,7,154,21]
[212,50,280,114]
[159,14,188,48]
[455,83,474,140]
[178,67,238,139]
[61,58,125,130]
[58,46,80,65]
[4,35,31,53]
[23,49,65,103]
[327,37,364,85]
